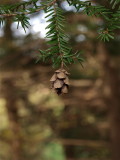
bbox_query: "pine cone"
[50,68,70,95]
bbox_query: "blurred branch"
[68,158,110,160]
[57,138,109,147]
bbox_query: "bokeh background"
[0,0,120,160]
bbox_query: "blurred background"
[0,0,120,160]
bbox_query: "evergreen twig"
[0,0,120,69]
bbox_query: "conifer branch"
[37,2,83,68]
[67,0,120,41]
[0,0,57,17]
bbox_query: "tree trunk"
[97,43,120,160]
[1,5,23,159]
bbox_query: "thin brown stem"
[61,61,64,68]
[0,0,57,17]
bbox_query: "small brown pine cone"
[50,68,70,95]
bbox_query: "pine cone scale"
[54,79,64,88]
